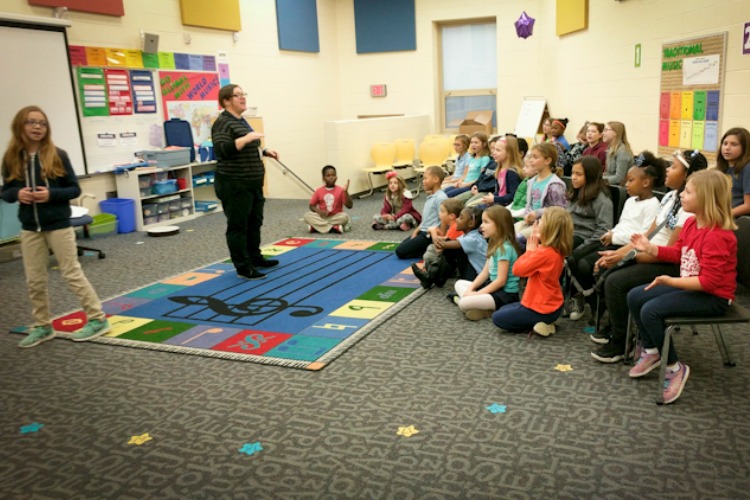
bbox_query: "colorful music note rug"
[13,239,423,370]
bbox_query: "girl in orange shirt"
[492,206,574,337]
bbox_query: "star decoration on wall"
[20,422,44,434]
[128,433,153,445]
[396,425,419,437]
[239,442,264,456]
[486,403,507,414]
[555,364,574,372]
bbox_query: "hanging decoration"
[514,11,536,39]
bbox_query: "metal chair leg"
[711,325,735,367]
[360,172,376,198]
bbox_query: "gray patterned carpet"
[2,191,750,498]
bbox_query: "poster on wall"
[159,71,221,144]
[658,32,726,163]
[104,69,133,115]
[77,67,108,117]
[130,70,157,114]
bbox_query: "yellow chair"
[414,140,448,195]
[363,142,396,197]
[393,138,416,173]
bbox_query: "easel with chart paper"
[514,97,550,144]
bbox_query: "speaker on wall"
[143,33,159,54]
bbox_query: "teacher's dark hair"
[218,84,240,109]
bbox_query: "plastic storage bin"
[99,198,135,233]
[195,200,218,212]
[89,213,118,235]
[138,148,191,167]
[152,179,178,195]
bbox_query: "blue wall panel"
[276,0,320,53]
[354,0,416,54]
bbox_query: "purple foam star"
[514,11,535,39]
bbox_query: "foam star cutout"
[128,433,153,445]
[20,422,44,434]
[486,403,507,414]
[239,442,263,456]
[555,364,574,372]
[396,425,419,437]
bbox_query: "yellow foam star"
[128,433,153,445]
[554,364,573,372]
[396,425,419,437]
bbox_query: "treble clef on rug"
[168,295,323,318]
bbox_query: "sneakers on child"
[569,295,585,321]
[308,224,316,233]
[399,222,411,231]
[591,340,625,364]
[71,319,112,342]
[628,350,661,378]
[533,322,556,337]
[465,309,492,321]
[372,223,384,230]
[589,325,610,345]
[330,225,343,234]
[343,223,352,233]
[411,263,433,290]
[662,362,690,404]
[18,325,55,348]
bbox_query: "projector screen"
[0,20,87,176]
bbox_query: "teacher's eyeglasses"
[25,120,48,128]
[232,92,248,98]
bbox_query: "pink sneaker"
[331,225,343,234]
[628,351,661,378]
[399,222,411,231]
[308,225,316,233]
[662,362,690,404]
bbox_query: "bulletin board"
[658,32,726,164]
[70,45,222,173]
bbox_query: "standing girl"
[591,149,708,363]
[582,122,608,169]
[454,206,521,321]
[627,169,737,404]
[716,127,750,218]
[372,171,422,231]
[444,132,491,197]
[566,156,613,320]
[493,206,574,336]
[1,106,110,347]
[602,121,634,186]
[465,136,523,208]
[514,143,568,239]
[442,134,471,187]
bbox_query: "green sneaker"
[72,319,111,342]
[18,326,56,348]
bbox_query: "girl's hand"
[596,249,624,269]
[524,212,537,225]
[433,235,446,249]
[526,222,540,251]
[645,275,672,291]
[32,186,50,203]
[463,289,478,297]
[630,233,651,253]
[600,231,612,246]
[454,181,461,188]
[17,187,35,204]
[481,193,494,205]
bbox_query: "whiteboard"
[0,21,87,176]
[514,97,548,139]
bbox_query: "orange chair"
[363,142,396,197]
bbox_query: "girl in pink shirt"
[626,169,737,404]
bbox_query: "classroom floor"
[2,190,749,498]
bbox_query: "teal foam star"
[486,403,507,414]
[239,441,263,456]
[20,422,44,434]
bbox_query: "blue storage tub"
[99,198,136,233]
[152,179,178,195]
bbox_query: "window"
[439,21,497,132]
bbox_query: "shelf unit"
[115,161,218,231]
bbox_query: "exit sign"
[370,84,387,97]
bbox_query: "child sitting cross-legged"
[493,206,574,337]
[304,165,353,234]
[410,198,463,289]
[372,171,421,231]
[395,165,448,259]
[438,205,488,285]
[453,205,522,321]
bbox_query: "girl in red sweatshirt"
[492,206,574,336]
[626,169,737,404]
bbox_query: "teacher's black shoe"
[252,258,279,268]
[238,269,266,280]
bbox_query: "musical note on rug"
[169,296,323,319]
[143,327,172,335]
[181,327,223,345]
[229,333,273,350]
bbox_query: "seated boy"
[395,165,448,259]
[304,165,353,234]
[411,198,464,289]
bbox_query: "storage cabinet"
[116,162,216,231]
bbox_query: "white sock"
[644,347,659,355]
[667,362,681,373]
